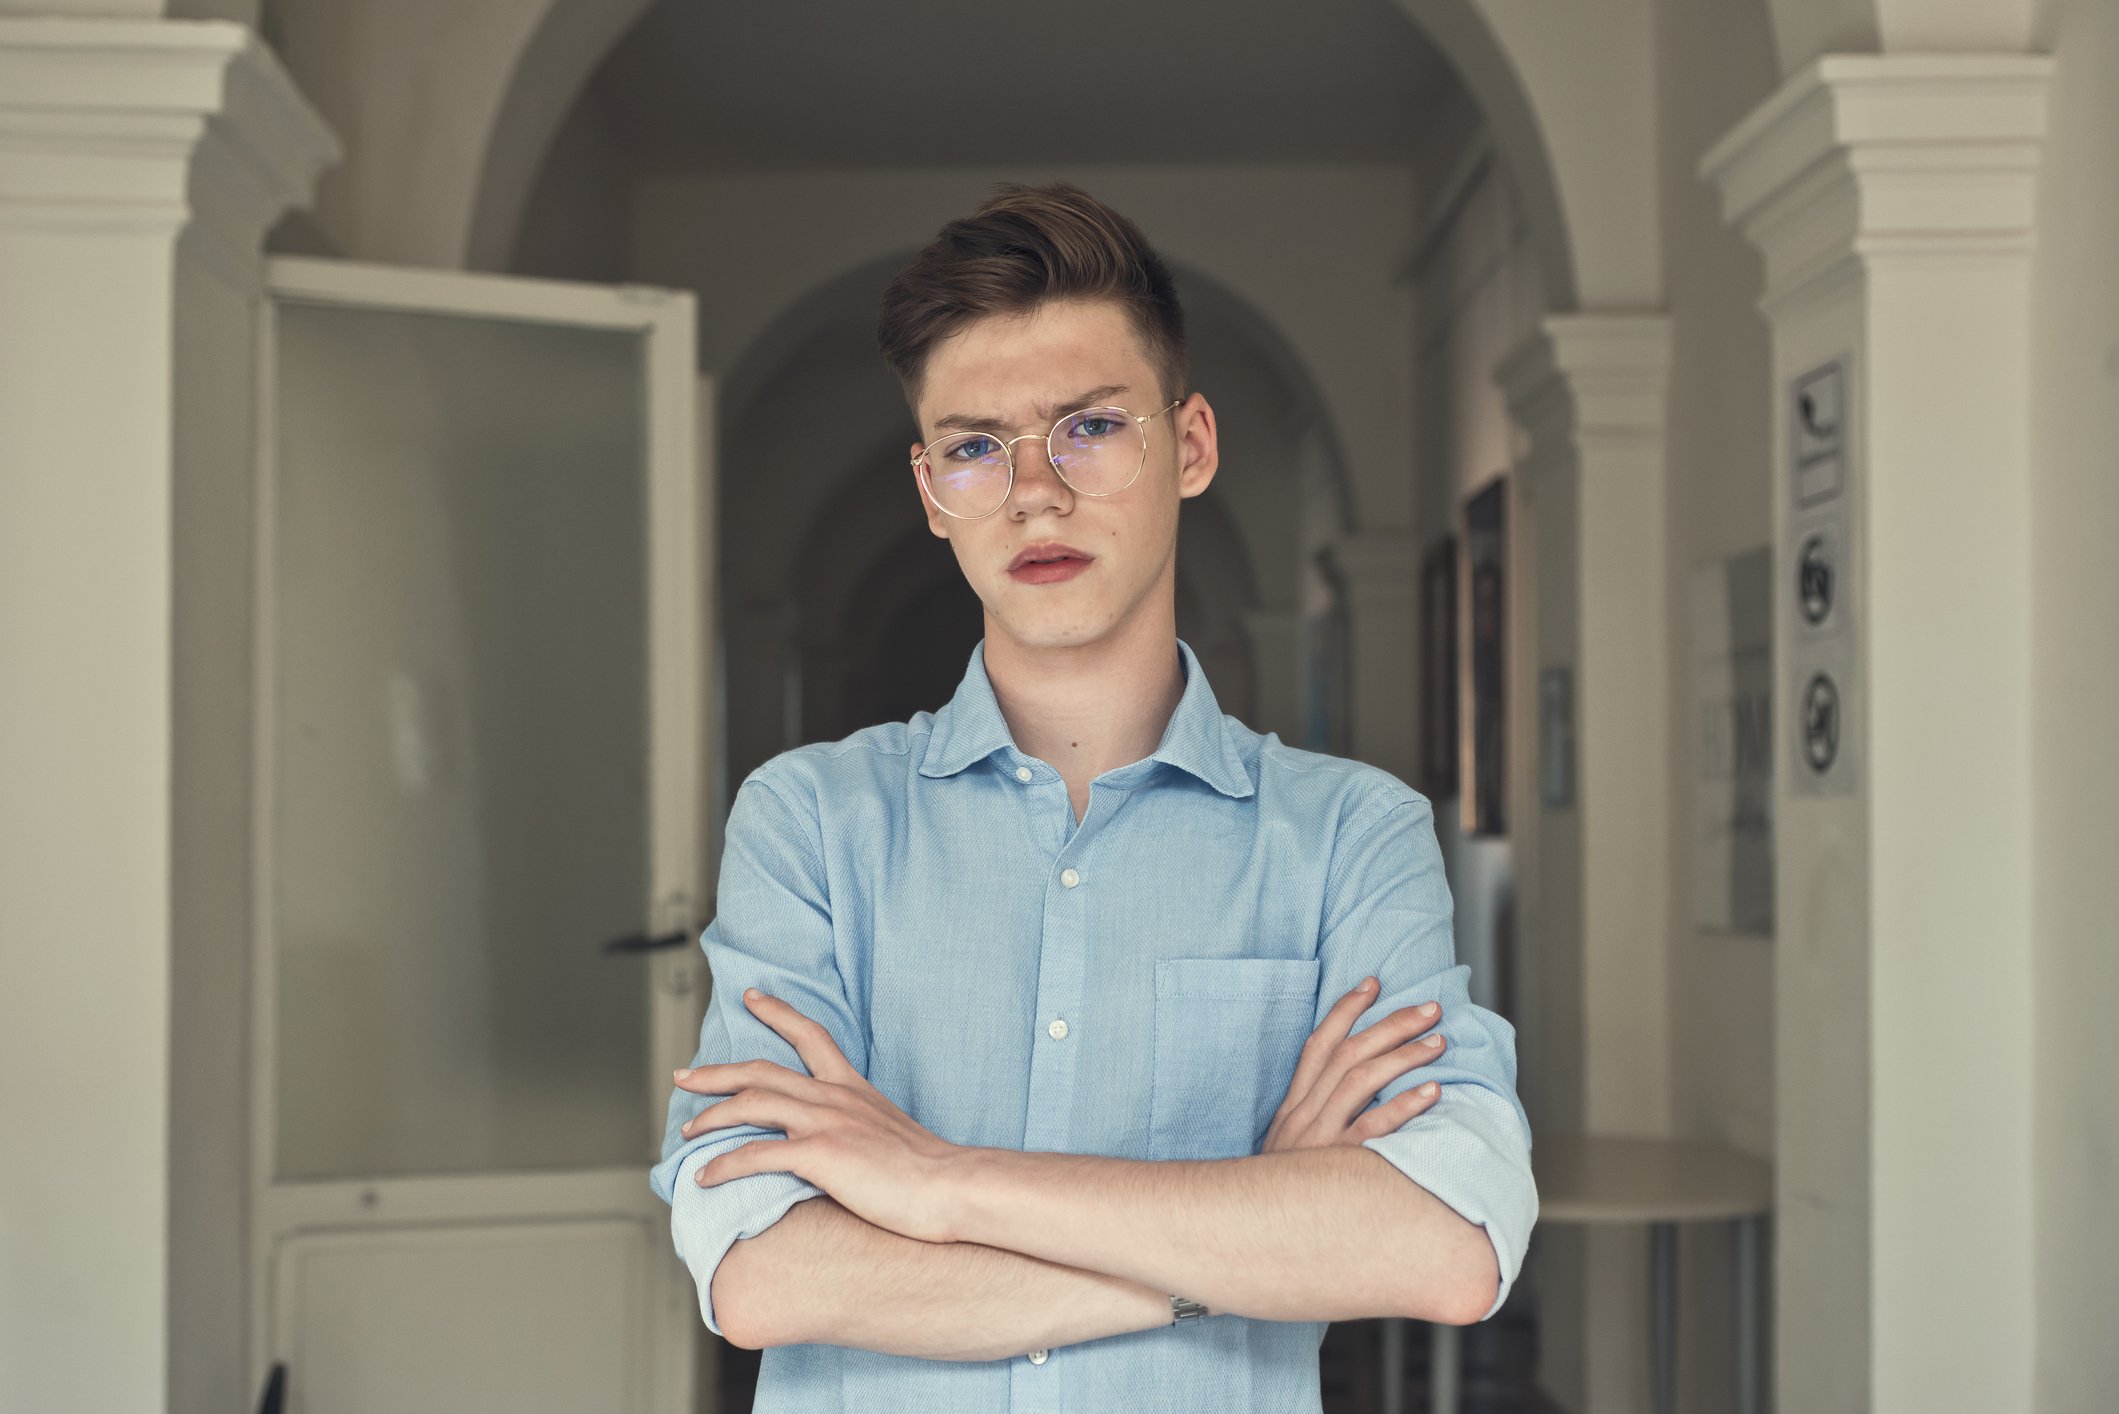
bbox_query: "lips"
[1008,542,1093,571]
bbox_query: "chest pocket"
[1147,957,1321,1162]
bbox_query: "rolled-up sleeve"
[1317,794,1537,1322]
[648,768,869,1339]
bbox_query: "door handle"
[600,921,707,955]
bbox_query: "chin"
[985,603,1114,651]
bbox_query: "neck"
[981,602,1185,789]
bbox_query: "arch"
[273,0,1653,320]
[262,0,651,266]
[463,0,658,271]
[1394,0,1658,307]
[715,247,1359,586]
[719,249,912,431]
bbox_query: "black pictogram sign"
[1802,672,1840,774]
[1798,533,1835,626]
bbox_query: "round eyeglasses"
[912,400,1182,519]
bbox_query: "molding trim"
[1495,313,1672,497]
[0,17,339,284]
[1698,53,2052,317]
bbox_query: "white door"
[249,257,712,1414]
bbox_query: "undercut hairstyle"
[876,182,1188,414]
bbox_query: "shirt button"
[1015,766,1033,783]
[1060,867,1080,888]
[1047,1018,1069,1040]
[1028,1349,1048,1364]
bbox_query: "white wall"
[1651,0,1783,1408]
[2027,2,2119,1409]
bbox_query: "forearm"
[950,1143,1497,1326]
[717,1194,1172,1359]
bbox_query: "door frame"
[246,255,710,1412]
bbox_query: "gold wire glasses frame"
[911,399,1183,519]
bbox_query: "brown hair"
[877,182,1187,412]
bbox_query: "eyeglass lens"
[924,408,1144,517]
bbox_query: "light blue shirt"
[651,637,1536,1412]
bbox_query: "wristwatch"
[1170,1294,1209,1323]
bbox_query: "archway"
[714,250,1333,788]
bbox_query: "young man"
[651,183,1535,1411]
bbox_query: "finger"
[671,1057,819,1097]
[1346,1079,1442,1141]
[742,989,862,1083]
[1317,1032,1446,1130]
[695,1137,801,1187]
[1287,1000,1441,1130]
[677,1088,827,1141]
[1281,979,1380,1114]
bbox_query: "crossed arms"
[650,776,1538,1356]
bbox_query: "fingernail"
[1420,1002,1437,1017]
[1358,977,1376,993]
[744,988,761,1002]
[673,1068,692,1081]
[1424,1035,1443,1048]
[1420,1082,1438,1096]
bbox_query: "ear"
[1174,393,1219,500]
[912,446,949,539]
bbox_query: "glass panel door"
[270,300,653,1180]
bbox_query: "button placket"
[1020,790,1097,1164]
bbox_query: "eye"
[940,434,1000,462]
[1071,415,1121,438]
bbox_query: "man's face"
[910,298,1218,654]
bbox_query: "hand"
[672,988,964,1244]
[1261,979,1447,1154]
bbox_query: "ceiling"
[588,0,1462,171]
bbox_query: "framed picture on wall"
[1464,477,1508,837]
[1420,535,1459,802]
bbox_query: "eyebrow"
[933,385,1131,436]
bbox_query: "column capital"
[1699,54,2051,315]
[0,17,339,283]
[1496,313,1671,495]
[1320,530,1418,610]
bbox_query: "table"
[1389,1134,1773,1414]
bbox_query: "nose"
[1003,431,1072,516]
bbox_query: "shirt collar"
[918,637,1255,800]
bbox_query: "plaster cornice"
[1495,313,1671,498]
[1698,54,2051,317]
[0,18,340,282]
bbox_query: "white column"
[0,20,336,1413]
[1497,315,1674,1414]
[1702,55,2049,1413]
[1322,530,1419,786]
